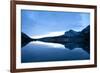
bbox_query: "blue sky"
[21,10,90,38]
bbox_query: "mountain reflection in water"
[21,25,90,63]
[21,41,90,63]
[22,40,90,53]
[21,35,90,63]
[21,25,90,53]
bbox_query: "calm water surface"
[21,41,90,63]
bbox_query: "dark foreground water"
[21,41,90,63]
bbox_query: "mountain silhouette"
[37,25,90,43]
[21,25,90,53]
[21,32,36,47]
[64,30,80,37]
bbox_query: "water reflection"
[22,40,90,54]
[21,41,90,63]
[21,26,90,63]
[21,25,90,54]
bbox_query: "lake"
[21,41,90,63]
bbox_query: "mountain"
[80,25,90,44]
[81,25,90,34]
[21,32,37,47]
[36,25,90,45]
[64,30,80,37]
[21,25,90,51]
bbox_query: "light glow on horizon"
[32,31,65,39]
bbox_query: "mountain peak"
[69,30,74,32]
[64,30,79,37]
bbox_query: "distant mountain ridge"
[21,25,90,52]
[64,30,80,37]
[37,25,90,43]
